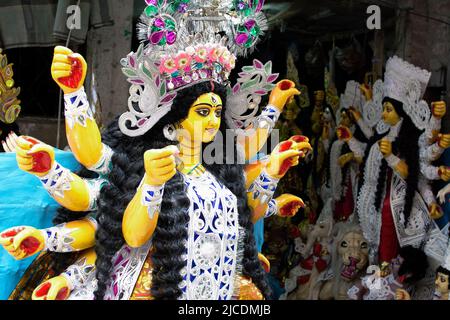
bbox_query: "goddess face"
[382,101,401,126]
[314,90,325,107]
[179,92,223,143]
[320,107,334,124]
[435,272,449,295]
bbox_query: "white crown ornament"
[225,59,278,134]
[383,56,432,130]
[119,0,270,137]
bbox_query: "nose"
[208,115,220,127]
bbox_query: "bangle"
[61,257,96,291]
[248,169,279,204]
[64,87,94,129]
[42,224,75,253]
[86,143,114,176]
[257,104,281,131]
[141,184,164,219]
[39,162,74,198]
[85,178,109,211]
[265,199,278,218]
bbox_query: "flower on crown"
[155,44,236,91]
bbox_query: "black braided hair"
[387,98,422,227]
[398,246,428,284]
[359,97,422,228]
[436,266,450,290]
[53,81,269,299]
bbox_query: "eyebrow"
[193,103,223,108]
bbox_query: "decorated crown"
[119,0,269,136]
[383,56,431,130]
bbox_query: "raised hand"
[289,135,312,157]
[431,101,446,119]
[32,276,70,300]
[379,139,392,158]
[266,137,311,179]
[51,46,87,94]
[359,84,372,101]
[0,226,45,260]
[395,288,411,300]
[348,106,362,122]
[429,203,443,220]
[269,80,300,110]
[1,131,19,152]
[437,133,450,149]
[15,136,54,177]
[275,194,305,218]
[336,126,352,142]
[438,166,450,182]
[437,184,450,204]
[144,145,179,186]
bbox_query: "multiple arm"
[122,146,178,247]
[246,136,311,223]
[237,80,300,161]
[52,46,114,176]
[0,217,97,260]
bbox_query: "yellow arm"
[43,217,97,252]
[237,80,301,161]
[63,87,105,169]
[394,160,409,180]
[0,218,96,260]
[246,137,309,223]
[122,176,161,248]
[51,46,106,170]
[16,136,104,212]
[123,146,177,248]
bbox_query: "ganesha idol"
[0,0,313,300]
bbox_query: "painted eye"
[215,109,222,118]
[340,241,348,248]
[361,242,368,249]
[196,108,210,117]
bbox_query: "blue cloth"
[438,148,450,228]
[0,151,80,299]
[254,219,264,252]
[248,153,268,253]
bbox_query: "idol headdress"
[383,56,431,130]
[119,0,279,137]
